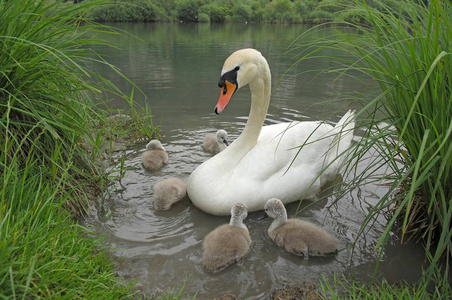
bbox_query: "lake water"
[86,23,427,298]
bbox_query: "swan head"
[216,129,229,146]
[215,48,268,114]
[146,140,165,151]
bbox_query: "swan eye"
[234,66,240,71]
[218,67,239,90]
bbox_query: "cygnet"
[263,198,338,258]
[202,129,229,154]
[142,140,168,171]
[202,203,251,273]
[153,177,187,210]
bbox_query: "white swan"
[187,48,355,215]
[202,129,229,154]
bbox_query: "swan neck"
[239,70,271,146]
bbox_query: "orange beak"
[215,81,237,114]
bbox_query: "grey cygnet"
[153,177,187,210]
[202,129,229,154]
[202,203,251,272]
[142,140,168,171]
[264,198,338,259]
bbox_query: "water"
[86,23,426,298]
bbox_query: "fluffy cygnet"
[202,203,251,273]
[202,129,229,154]
[142,140,168,171]
[153,177,187,210]
[264,198,338,258]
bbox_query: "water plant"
[292,0,451,289]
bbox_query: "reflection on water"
[86,23,426,298]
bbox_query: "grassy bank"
[291,0,451,296]
[0,151,132,298]
[0,0,158,297]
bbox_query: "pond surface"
[86,23,427,298]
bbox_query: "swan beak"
[223,139,229,146]
[215,81,237,114]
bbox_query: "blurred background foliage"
[70,0,422,24]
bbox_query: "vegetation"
[291,0,451,294]
[320,273,452,299]
[85,0,169,22]
[80,0,424,24]
[0,0,159,297]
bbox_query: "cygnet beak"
[258,212,269,220]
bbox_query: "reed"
[0,0,159,214]
[292,0,451,287]
[1,0,103,212]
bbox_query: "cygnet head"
[216,129,229,147]
[231,203,247,218]
[230,203,248,228]
[264,198,287,221]
[146,140,165,151]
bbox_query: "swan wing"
[224,121,337,208]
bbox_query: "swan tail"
[323,110,355,179]
[335,109,355,138]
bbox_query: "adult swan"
[187,49,355,216]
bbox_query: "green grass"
[291,0,451,293]
[320,273,452,299]
[0,0,159,297]
[150,276,198,299]
[0,151,134,298]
